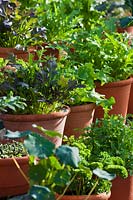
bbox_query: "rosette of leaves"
[0,140,27,158]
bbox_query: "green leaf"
[24,133,55,158]
[55,145,80,168]
[5,130,30,139]
[93,168,116,181]
[30,185,55,200]
[53,169,71,187]
[32,124,62,138]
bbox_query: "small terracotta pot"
[64,103,96,138]
[56,192,111,200]
[0,106,70,147]
[94,78,132,121]
[0,156,29,197]
[109,176,133,200]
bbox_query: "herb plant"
[84,114,133,175]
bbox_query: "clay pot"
[56,192,111,200]
[94,78,132,121]
[0,156,29,197]
[109,176,133,200]
[0,47,36,61]
[64,103,96,138]
[117,26,133,34]
[128,77,133,114]
[0,107,70,147]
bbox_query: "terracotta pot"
[94,78,132,121]
[0,107,70,147]
[109,176,133,200]
[56,192,111,200]
[128,77,133,114]
[64,103,96,138]
[0,47,36,61]
[117,26,133,34]
[0,156,29,197]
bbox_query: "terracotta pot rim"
[56,191,111,199]
[70,103,96,113]
[0,47,28,53]
[0,156,29,164]
[0,106,71,122]
[95,77,132,89]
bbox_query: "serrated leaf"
[55,145,80,168]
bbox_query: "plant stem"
[56,173,77,200]
[12,156,30,185]
[84,178,99,200]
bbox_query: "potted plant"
[56,54,114,137]
[83,114,133,200]
[0,0,47,60]
[0,122,29,198]
[0,53,73,147]
[8,124,128,200]
[66,30,133,120]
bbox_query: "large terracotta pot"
[0,107,70,147]
[128,77,133,114]
[64,103,96,138]
[0,156,29,197]
[94,78,132,121]
[0,47,36,61]
[56,192,111,200]
[109,176,133,200]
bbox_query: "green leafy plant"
[0,52,84,114]
[83,114,133,175]
[65,30,133,85]
[0,91,26,113]
[7,126,128,200]
[0,0,47,48]
[0,49,114,114]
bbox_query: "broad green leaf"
[55,145,80,168]
[5,130,30,139]
[93,168,116,181]
[30,185,55,200]
[53,169,71,186]
[24,133,55,158]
